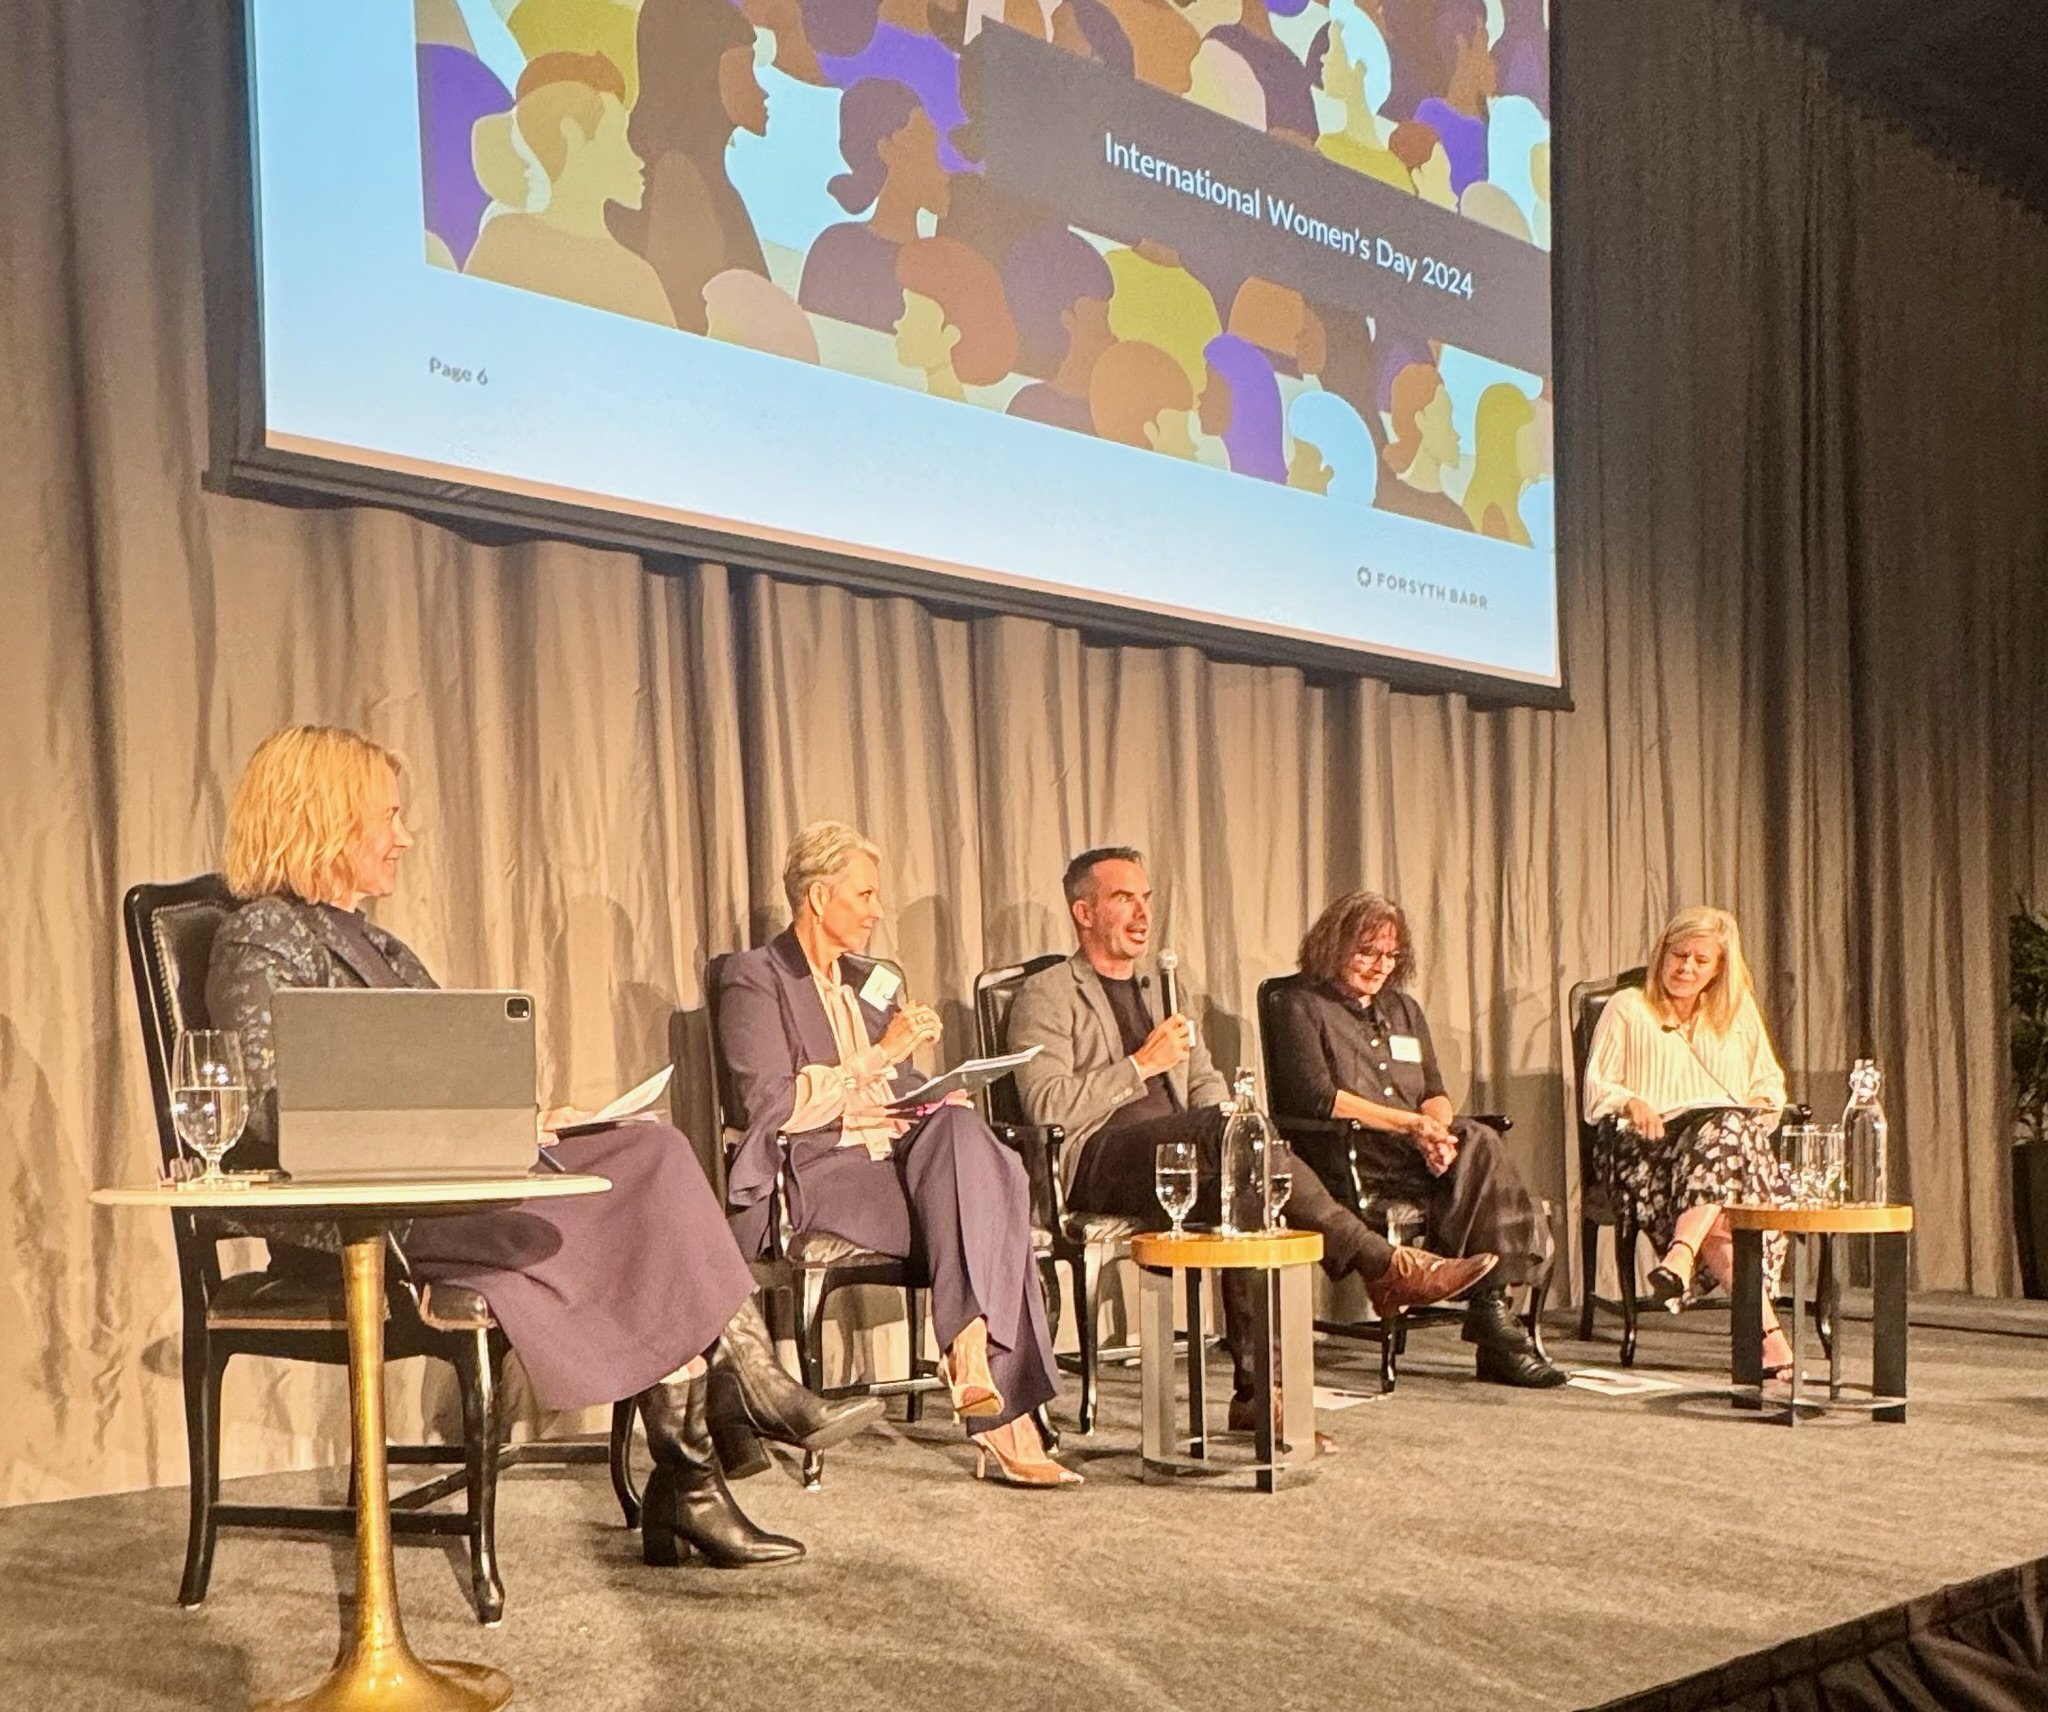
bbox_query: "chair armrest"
[1469,1111,1513,1135]
[1272,1116,1365,1209]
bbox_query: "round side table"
[94,1172,610,1712]
[1723,1201,1913,1426]
[1131,1229,1323,1492]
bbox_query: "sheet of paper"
[885,1046,1042,1110]
[549,1065,674,1135]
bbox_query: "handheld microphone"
[1157,948,1180,1020]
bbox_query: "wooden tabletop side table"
[1723,1202,1913,1426]
[1130,1229,1323,1492]
[93,1173,610,1712]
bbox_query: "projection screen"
[234,0,1559,694]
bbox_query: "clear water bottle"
[1842,1060,1891,1205]
[1219,1067,1274,1235]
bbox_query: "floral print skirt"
[1598,1109,1791,1290]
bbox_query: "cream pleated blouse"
[1581,985,1788,1123]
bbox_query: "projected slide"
[248,1,1557,685]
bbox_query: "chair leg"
[178,1344,224,1607]
[1526,1269,1552,1364]
[1075,1249,1103,1434]
[1032,1403,1061,1457]
[1578,1218,1600,1342]
[459,1334,504,1626]
[608,1397,640,1528]
[1379,1308,1399,1393]
[1038,1256,1065,1351]
[799,1270,828,1492]
[904,1286,926,1425]
[1619,1212,1640,1369]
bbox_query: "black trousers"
[1347,1117,1553,1287]
[1068,1107,1395,1396]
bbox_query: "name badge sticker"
[1389,1034,1424,1064]
[859,964,903,1011]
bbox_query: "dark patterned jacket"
[205,895,437,1172]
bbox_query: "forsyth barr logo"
[1356,566,1489,610]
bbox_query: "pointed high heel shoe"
[971,1418,1082,1488]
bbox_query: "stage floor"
[7,1309,2048,1711]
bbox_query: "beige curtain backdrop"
[2,0,2045,1504]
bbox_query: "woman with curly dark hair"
[1268,890,1563,1388]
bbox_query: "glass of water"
[1264,1145,1294,1231]
[1155,1139,1198,1238]
[171,1030,249,1187]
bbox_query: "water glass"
[1819,1124,1847,1204]
[1263,1144,1294,1230]
[171,1030,250,1186]
[1154,1140,1198,1237]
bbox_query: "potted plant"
[2011,907,2048,1296]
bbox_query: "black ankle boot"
[708,1299,886,1455]
[1462,1287,1568,1389]
[1460,1284,1533,1354]
[637,1376,804,1569]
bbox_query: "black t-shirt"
[1098,974,1180,1132]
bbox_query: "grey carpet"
[6,1315,2048,1712]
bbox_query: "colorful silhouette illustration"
[800,80,952,331]
[1089,339,1199,457]
[703,267,823,362]
[1225,277,1325,379]
[1199,333,1286,481]
[1309,2,1408,189]
[1411,0,1493,195]
[1460,381,1538,543]
[1391,119,1456,207]
[1287,386,1379,502]
[1377,360,1470,530]
[1104,242,1223,392]
[802,0,974,170]
[417,0,1550,543]
[1003,225,1117,434]
[1207,0,1318,143]
[1094,0,1200,94]
[502,0,642,102]
[464,51,676,326]
[894,235,1019,398]
[1494,0,1549,113]
[606,0,771,335]
[418,43,514,268]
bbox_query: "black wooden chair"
[1568,965,1821,1367]
[123,876,633,1625]
[973,955,1145,1435]
[1569,967,1648,1361]
[1255,974,1545,1391]
[703,951,946,1489]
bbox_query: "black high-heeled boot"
[637,1375,804,1569]
[704,1300,885,1479]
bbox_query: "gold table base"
[257,1657,511,1712]
[255,1234,512,1712]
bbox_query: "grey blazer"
[1006,950,1227,1190]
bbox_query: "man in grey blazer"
[1007,847,1496,1423]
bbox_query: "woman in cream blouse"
[1583,907,1795,1372]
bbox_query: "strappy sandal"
[1646,1238,1696,1308]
